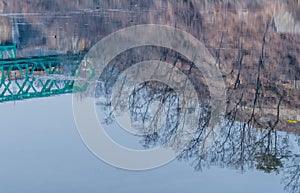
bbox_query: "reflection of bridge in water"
[0,45,93,103]
[1,44,298,130]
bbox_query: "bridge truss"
[0,45,93,103]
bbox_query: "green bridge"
[0,45,94,103]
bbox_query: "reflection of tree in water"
[132,90,299,193]
[94,45,300,193]
[95,46,211,150]
[128,81,180,147]
[255,130,284,174]
[283,155,300,193]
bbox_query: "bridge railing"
[0,44,16,59]
[0,52,94,103]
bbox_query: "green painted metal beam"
[0,52,94,103]
[0,44,16,59]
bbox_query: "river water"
[0,1,300,193]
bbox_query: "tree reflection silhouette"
[94,46,300,193]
